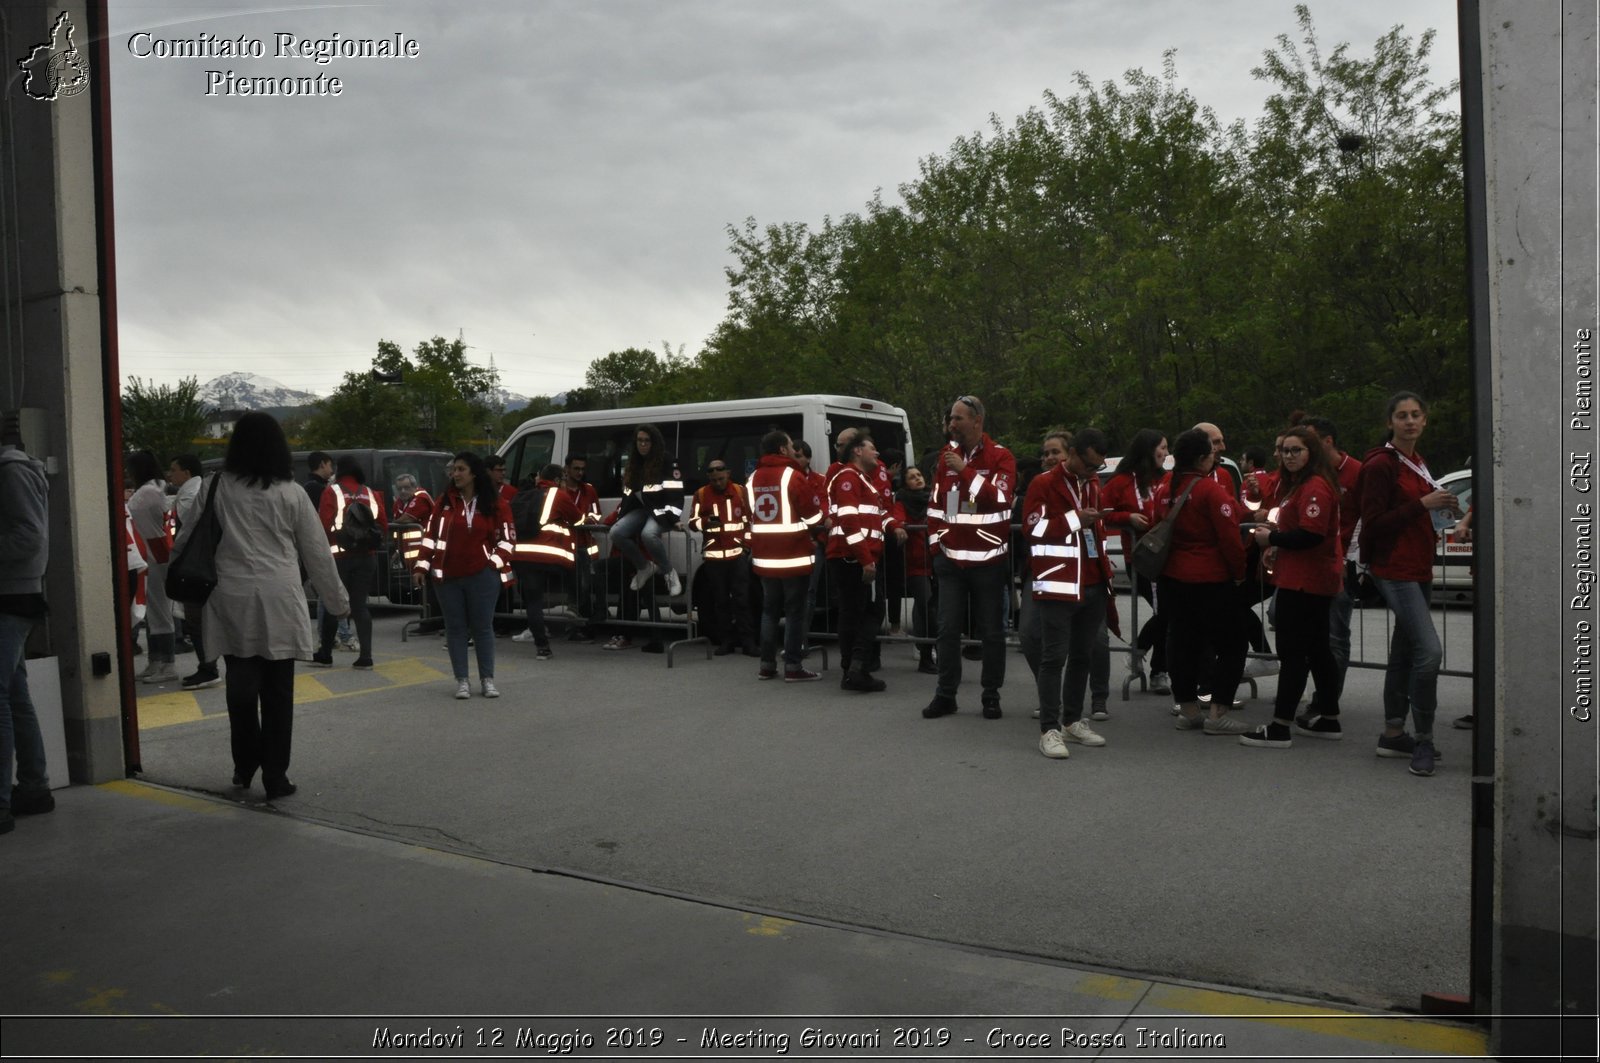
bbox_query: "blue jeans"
[1375,578,1441,739]
[435,567,501,681]
[0,612,50,814]
[611,508,671,573]
[760,574,810,670]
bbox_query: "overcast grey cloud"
[105,0,1459,399]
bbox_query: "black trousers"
[1159,577,1246,707]
[514,562,566,647]
[320,552,375,657]
[1271,587,1339,719]
[224,655,295,786]
[700,556,755,648]
[829,557,877,673]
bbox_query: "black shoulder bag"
[166,474,225,605]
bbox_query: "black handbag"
[165,474,224,605]
[1129,475,1200,581]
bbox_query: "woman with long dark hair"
[607,424,685,598]
[412,451,516,699]
[1238,425,1344,749]
[1356,392,1461,776]
[1102,428,1170,693]
[1157,428,1252,735]
[174,412,349,799]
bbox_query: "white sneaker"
[1064,719,1107,746]
[482,679,500,698]
[454,680,471,700]
[1149,672,1171,694]
[512,629,536,643]
[665,568,682,597]
[1039,730,1070,759]
[1243,656,1280,678]
[141,662,179,684]
[629,562,657,591]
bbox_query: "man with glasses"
[924,395,1017,720]
[688,458,757,656]
[1023,429,1114,757]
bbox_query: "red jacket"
[1155,471,1247,584]
[1357,444,1438,582]
[688,482,751,561]
[748,455,822,578]
[319,475,389,556]
[928,434,1017,567]
[1022,464,1110,601]
[1243,468,1279,508]
[1266,475,1342,596]
[561,482,602,560]
[1331,452,1363,557]
[1100,469,1159,563]
[509,478,581,569]
[826,464,886,565]
[394,487,434,525]
[415,487,516,583]
[803,468,829,545]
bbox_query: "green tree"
[122,376,210,461]
[302,336,502,450]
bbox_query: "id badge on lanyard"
[1064,474,1098,557]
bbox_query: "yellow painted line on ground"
[99,779,227,814]
[136,657,453,730]
[742,915,797,938]
[1142,984,1488,1055]
[135,691,203,729]
[294,673,334,702]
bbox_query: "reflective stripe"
[942,545,1008,563]
[754,555,813,570]
[1033,579,1082,595]
[943,511,1011,525]
[704,546,746,559]
[1031,544,1080,558]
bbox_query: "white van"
[497,394,916,570]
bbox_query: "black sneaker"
[310,652,334,668]
[11,786,55,815]
[1239,722,1293,748]
[922,695,957,718]
[535,646,553,661]
[181,670,223,691]
[640,641,664,654]
[981,697,1002,720]
[1377,733,1443,762]
[1409,740,1437,777]
[1454,713,1475,729]
[1294,714,1343,740]
[352,658,375,670]
[841,672,886,693]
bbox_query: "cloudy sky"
[103,0,1460,400]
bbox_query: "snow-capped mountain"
[198,372,320,411]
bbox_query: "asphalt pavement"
[3,596,1486,1059]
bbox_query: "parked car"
[1433,468,1474,605]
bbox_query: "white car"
[1433,468,1474,605]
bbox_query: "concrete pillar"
[1465,2,1599,1056]
[1,0,126,783]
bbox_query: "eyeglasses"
[1279,447,1308,456]
[708,466,728,473]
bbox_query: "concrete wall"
[1,0,125,783]
[1469,1,1599,1056]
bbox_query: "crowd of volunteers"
[119,390,1466,795]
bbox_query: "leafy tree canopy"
[122,376,210,461]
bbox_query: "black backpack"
[337,489,382,552]
[511,479,548,541]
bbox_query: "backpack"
[511,480,548,541]
[337,489,382,552]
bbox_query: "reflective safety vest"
[509,480,578,569]
[688,482,751,560]
[825,465,885,565]
[748,455,821,578]
[323,481,385,556]
[414,489,516,584]
[928,434,1016,567]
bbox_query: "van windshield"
[382,453,451,504]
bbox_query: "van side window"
[507,429,553,487]
[828,417,908,468]
[570,425,640,498]
[678,414,802,490]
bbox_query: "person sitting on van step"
[604,423,684,598]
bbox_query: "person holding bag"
[173,412,349,799]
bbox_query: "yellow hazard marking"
[743,915,796,938]
[99,779,227,814]
[75,985,130,1014]
[1074,973,1146,1001]
[136,656,454,730]
[136,691,203,728]
[294,674,334,702]
[1142,984,1487,1055]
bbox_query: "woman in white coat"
[177,413,348,799]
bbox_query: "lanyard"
[1385,443,1443,491]
[462,495,479,528]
